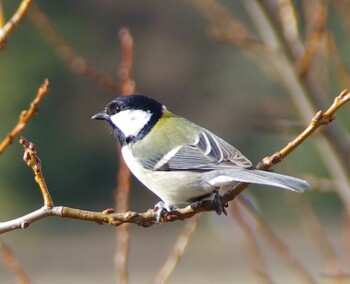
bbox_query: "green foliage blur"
[0,1,348,221]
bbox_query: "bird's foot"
[154,201,174,224]
[212,193,227,215]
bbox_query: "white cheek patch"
[110,109,152,138]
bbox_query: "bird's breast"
[121,145,215,207]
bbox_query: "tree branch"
[237,196,316,283]
[230,203,272,283]
[0,240,31,284]
[19,137,54,207]
[0,0,32,50]
[0,79,49,155]
[114,27,135,284]
[28,3,119,93]
[153,214,200,284]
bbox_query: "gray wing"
[149,130,252,171]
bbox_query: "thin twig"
[0,0,32,50]
[118,28,135,96]
[187,0,263,50]
[19,137,54,208]
[0,79,49,155]
[115,154,131,284]
[0,240,31,284]
[28,3,119,93]
[238,198,316,284]
[297,2,328,77]
[153,214,200,284]
[230,202,273,284]
[276,0,304,57]
[0,1,5,28]
[114,27,135,284]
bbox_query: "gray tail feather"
[206,169,310,192]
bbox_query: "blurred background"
[0,1,350,283]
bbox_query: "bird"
[92,94,310,221]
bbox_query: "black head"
[92,95,164,145]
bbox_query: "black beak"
[91,111,109,120]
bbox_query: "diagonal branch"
[289,195,345,278]
[28,3,119,93]
[187,0,263,51]
[153,214,200,284]
[238,197,316,283]
[0,0,32,50]
[230,202,273,283]
[296,1,328,77]
[0,240,31,284]
[0,79,49,155]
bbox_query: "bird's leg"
[211,193,227,215]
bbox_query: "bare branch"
[238,197,316,283]
[114,27,135,284]
[28,3,119,94]
[276,0,304,57]
[118,28,135,97]
[187,0,263,50]
[0,79,49,155]
[297,2,328,77]
[0,240,31,284]
[230,203,272,283]
[0,0,32,50]
[289,195,345,279]
[0,1,5,29]
[0,206,61,234]
[19,137,54,208]
[153,214,200,284]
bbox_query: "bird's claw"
[212,193,227,215]
[154,201,171,224]
[154,201,176,223]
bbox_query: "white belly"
[121,146,214,207]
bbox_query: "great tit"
[92,95,310,220]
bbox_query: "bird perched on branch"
[92,95,310,222]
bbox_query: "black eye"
[107,103,122,115]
